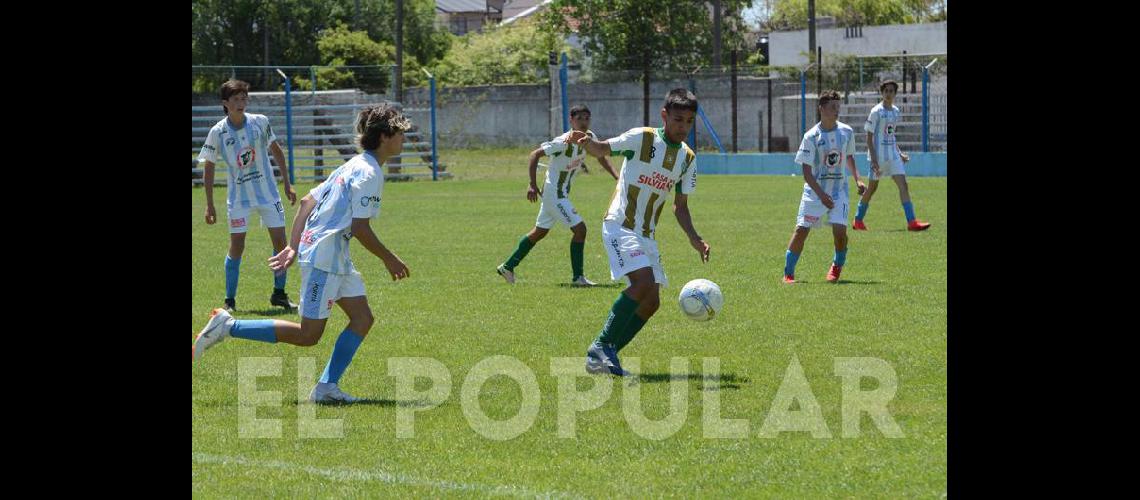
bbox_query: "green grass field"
[192,152,947,497]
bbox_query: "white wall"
[770,21,946,66]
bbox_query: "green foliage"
[432,18,576,87]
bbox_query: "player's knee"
[632,279,658,303]
[571,224,587,240]
[296,331,322,347]
[529,228,549,241]
[349,311,374,334]
[297,321,325,346]
[642,289,661,314]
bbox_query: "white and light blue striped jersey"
[864,102,902,163]
[197,113,282,209]
[297,152,384,274]
[795,121,857,201]
[540,130,594,199]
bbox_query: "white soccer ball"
[678,279,723,321]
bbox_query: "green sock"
[504,235,536,271]
[615,313,648,352]
[570,241,585,280]
[595,292,639,346]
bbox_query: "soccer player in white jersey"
[198,79,299,313]
[496,104,618,286]
[852,80,932,231]
[783,90,866,284]
[193,104,412,404]
[567,89,710,376]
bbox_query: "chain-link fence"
[191,54,946,180]
[800,54,947,153]
[407,52,944,156]
[192,65,398,97]
[192,65,442,184]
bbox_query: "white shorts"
[299,265,366,320]
[797,195,849,228]
[602,220,667,287]
[535,196,583,229]
[869,158,906,181]
[228,201,286,234]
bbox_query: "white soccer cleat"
[193,308,233,361]
[585,342,628,376]
[309,383,362,404]
[570,276,598,287]
[496,263,516,284]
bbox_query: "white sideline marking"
[192,452,581,498]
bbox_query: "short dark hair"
[663,88,698,114]
[220,79,250,113]
[569,104,590,119]
[818,90,841,108]
[355,104,412,151]
[879,80,899,92]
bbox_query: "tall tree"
[543,0,750,125]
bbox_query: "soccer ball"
[678,279,723,321]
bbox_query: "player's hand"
[527,184,541,203]
[205,204,217,225]
[856,181,867,196]
[690,236,710,263]
[285,185,297,205]
[268,246,296,272]
[382,254,411,281]
[820,193,835,209]
[566,130,589,145]
[870,162,881,177]
[900,152,910,163]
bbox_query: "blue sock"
[855,202,869,221]
[784,250,801,277]
[229,319,277,343]
[902,201,916,222]
[319,329,365,384]
[272,253,287,290]
[224,256,241,299]
[834,249,848,267]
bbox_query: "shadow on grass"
[634,372,750,390]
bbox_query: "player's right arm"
[199,127,221,224]
[801,164,833,209]
[567,130,612,159]
[794,133,833,209]
[202,160,217,224]
[527,147,545,202]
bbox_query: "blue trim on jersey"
[255,118,280,204]
[831,129,844,200]
[302,268,330,319]
[326,168,360,275]
[217,123,248,208]
[243,119,271,206]
[331,233,344,274]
